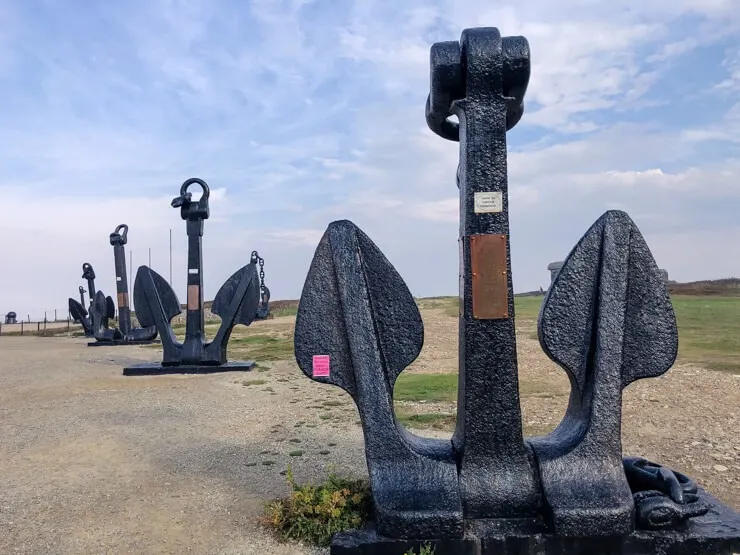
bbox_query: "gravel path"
[1,307,738,554]
[0,336,364,555]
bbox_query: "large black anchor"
[251,251,271,320]
[68,284,93,337]
[67,262,107,338]
[87,225,159,346]
[123,178,260,376]
[294,27,740,553]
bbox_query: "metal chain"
[258,257,265,291]
[251,251,266,292]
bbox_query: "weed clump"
[261,468,371,547]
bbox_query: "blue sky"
[1,0,739,319]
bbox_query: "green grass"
[229,334,294,361]
[242,379,267,387]
[396,411,456,431]
[517,294,740,373]
[429,295,544,319]
[394,373,562,405]
[513,296,545,320]
[671,295,740,373]
[271,306,298,318]
[429,294,739,374]
[394,373,458,403]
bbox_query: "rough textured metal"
[529,210,682,536]
[108,224,158,343]
[68,296,92,337]
[68,263,97,337]
[123,178,260,376]
[88,290,121,343]
[68,262,121,342]
[295,221,463,539]
[83,227,159,347]
[439,28,540,521]
[291,26,740,555]
[334,494,740,554]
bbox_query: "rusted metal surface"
[117,292,129,308]
[470,234,509,319]
[187,285,200,311]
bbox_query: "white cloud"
[1,0,739,318]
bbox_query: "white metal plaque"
[474,191,503,214]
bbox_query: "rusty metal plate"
[470,234,509,319]
[117,292,129,308]
[187,285,200,310]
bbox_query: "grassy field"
[146,294,738,416]
[392,294,739,431]
[420,294,740,374]
[670,295,740,373]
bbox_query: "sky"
[1,0,739,320]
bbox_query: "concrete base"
[122,360,255,376]
[331,491,740,555]
[88,339,160,347]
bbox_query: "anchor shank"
[113,242,132,335]
[450,28,539,518]
[184,219,205,345]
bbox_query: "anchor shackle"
[109,224,129,246]
[425,28,531,141]
[81,262,96,280]
[172,178,210,222]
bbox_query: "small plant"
[404,543,436,555]
[242,379,267,387]
[261,467,372,547]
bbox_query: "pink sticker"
[312,355,330,377]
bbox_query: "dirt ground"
[403,308,740,510]
[0,321,74,335]
[0,310,738,554]
[0,318,363,555]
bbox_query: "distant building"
[547,261,564,285]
